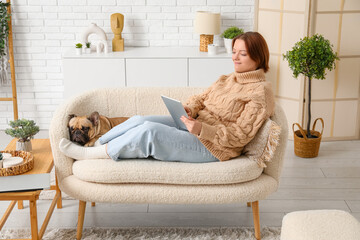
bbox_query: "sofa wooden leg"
[76,201,86,240]
[252,201,261,240]
[91,202,95,207]
[247,202,251,207]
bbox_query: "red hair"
[232,32,269,73]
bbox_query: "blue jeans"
[99,115,218,163]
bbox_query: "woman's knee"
[140,121,165,136]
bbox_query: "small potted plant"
[221,26,244,54]
[85,42,91,54]
[5,119,40,152]
[75,43,83,55]
[283,34,338,158]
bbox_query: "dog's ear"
[68,114,77,126]
[88,111,100,126]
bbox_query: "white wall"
[0,0,254,129]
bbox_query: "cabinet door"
[189,58,234,87]
[126,59,187,87]
[63,59,126,99]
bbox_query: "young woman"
[59,32,275,163]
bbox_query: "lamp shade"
[194,11,221,35]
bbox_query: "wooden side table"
[0,139,62,240]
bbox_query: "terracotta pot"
[16,140,32,152]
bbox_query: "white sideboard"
[62,47,234,99]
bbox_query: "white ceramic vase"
[207,44,218,55]
[81,23,107,52]
[96,40,109,54]
[16,140,32,152]
[224,38,233,54]
[75,48,82,55]
[85,48,91,54]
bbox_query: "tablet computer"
[161,95,188,131]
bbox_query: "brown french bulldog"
[68,111,129,147]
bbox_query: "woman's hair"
[232,32,269,73]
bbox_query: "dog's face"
[68,112,100,146]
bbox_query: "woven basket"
[293,118,324,158]
[199,34,214,52]
[0,150,34,176]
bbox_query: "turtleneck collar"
[233,69,266,84]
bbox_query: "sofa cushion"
[243,118,281,168]
[72,156,263,185]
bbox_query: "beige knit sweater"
[185,69,275,161]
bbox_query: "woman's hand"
[180,115,202,136]
[183,105,192,117]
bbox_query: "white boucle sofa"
[49,87,288,240]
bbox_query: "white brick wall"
[0,0,254,130]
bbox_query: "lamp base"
[199,34,214,52]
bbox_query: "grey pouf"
[280,210,360,240]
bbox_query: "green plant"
[85,42,91,48]
[0,152,2,160]
[220,26,244,39]
[5,119,40,142]
[0,2,10,58]
[283,34,339,138]
[75,43,83,48]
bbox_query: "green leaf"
[5,118,40,142]
[220,26,244,39]
[0,2,10,59]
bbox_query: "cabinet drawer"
[189,58,234,87]
[126,59,187,87]
[63,59,125,99]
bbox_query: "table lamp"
[194,11,221,52]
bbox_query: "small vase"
[75,48,82,55]
[224,38,233,54]
[207,44,218,55]
[81,23,107,52]
[85,48,91,54]
[16,140,32,152]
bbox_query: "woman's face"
[232,39,258,73]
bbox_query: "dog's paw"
[84,142,94,147]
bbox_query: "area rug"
[0,227,281,239]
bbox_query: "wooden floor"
[0,131,359,229]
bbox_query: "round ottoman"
[280,210,360,240]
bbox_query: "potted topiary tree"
[283,34,338,158]
[5,118,40,152]
[221,26,244,54]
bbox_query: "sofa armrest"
[50,89,107,183]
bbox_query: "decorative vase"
[96,40,109,54]
[16,140,32,152]
[75,48,82,55]
[85,48,91,54]
[293,118,324,158]
[224,38,233,54]
[81,23,107,52]
[207,44,218,55]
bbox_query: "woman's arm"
[198,84,275,148]
[185,74,228,118]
